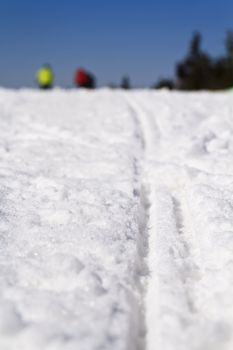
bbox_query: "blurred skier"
[36,64,54,89]
[74,68,95,89]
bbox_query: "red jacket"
[74,69,89,86]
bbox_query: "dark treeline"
[155,31,233,91]
[110,31,233,90]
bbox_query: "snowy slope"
[0,88,233,350]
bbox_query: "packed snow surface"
[0,88,233,350]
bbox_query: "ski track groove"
[123,98,150,350]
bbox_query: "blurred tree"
[176,32,212,90]
[121,76,131,89]
[108,83,117,89]
[175,30,233,90]
[190,32,202,57]
[225,31,233,87]
[153,78,174,90]
[211,31,233,89]
[226,31,233,59]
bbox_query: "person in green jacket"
[36,64,54,89]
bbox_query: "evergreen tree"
[225,31,233,86]
[121,76,131,89]
[212,31,233,89]
[190,32,201,57]
[176,32,212,90]
[153,78,174,90]
[226,31,233,60]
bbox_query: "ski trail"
[125,104,149,350]
[125,96,157,350]
[126,94,203,350]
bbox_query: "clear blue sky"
[0,0,233,88]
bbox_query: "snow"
[0,88,233,349]
[127,91,233,350]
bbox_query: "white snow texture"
[0,88,233,350]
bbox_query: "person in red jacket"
[74,68,95,89]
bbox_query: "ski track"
[126,95,200,350]
[126,91,233,350]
